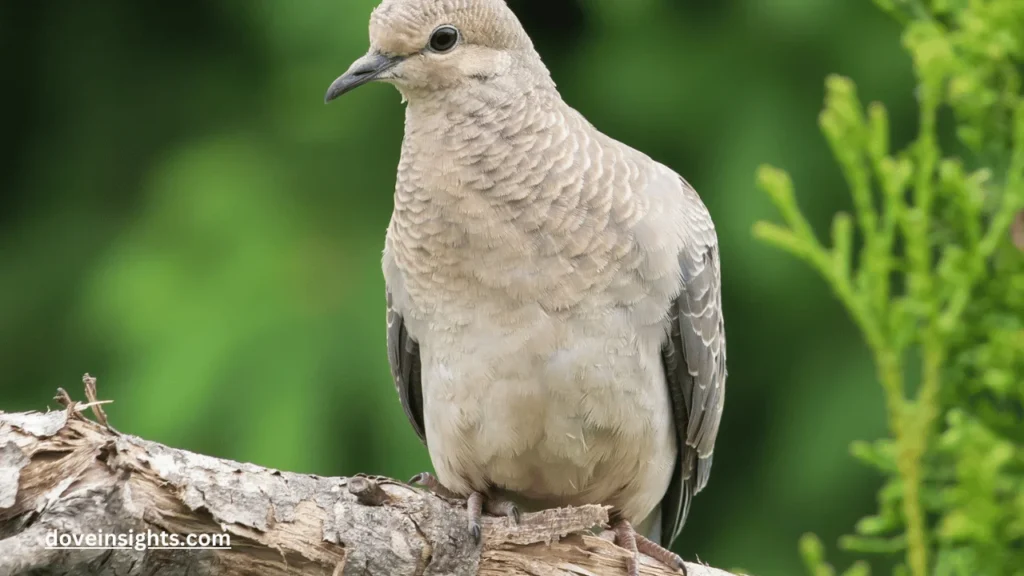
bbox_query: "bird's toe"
[636,532,687,574]
[467,491,485,544]
[484,497,520,525]
[611,518,641,576]
[408,471,460,499]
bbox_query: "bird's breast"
[414,303,676,525]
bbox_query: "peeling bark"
[0,409,738,576]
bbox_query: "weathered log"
[0,405,736,576]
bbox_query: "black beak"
[324,53,402,103]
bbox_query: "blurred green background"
[0,1,922,574]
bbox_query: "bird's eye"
[429,25,460,53]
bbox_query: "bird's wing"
[386,287,426,443]
[659,177,727,547]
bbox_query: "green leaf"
[800,533,836,576]
[839,534,909,554]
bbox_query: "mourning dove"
[326,1,727,574]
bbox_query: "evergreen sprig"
[753,1,1024,575]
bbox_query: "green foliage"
[801,533,874,576]
[754,1,1024,575]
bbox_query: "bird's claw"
[467,492,484,544]
[408,471,438,488]
[485,498,521,526]
[408,471,460,499]
[611,517,688,576]
[466,491,521,543]
[636,533,687,575]
[409,475,521,543]
[612,518,640,576]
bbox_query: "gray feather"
[386,287,426,443]
[659,179,727,547]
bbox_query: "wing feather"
[386,287,426,443]
[659,178,727,547]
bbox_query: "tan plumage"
[328,0,727,561]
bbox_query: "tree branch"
[0,406,738,576]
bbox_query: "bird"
[325,1,726,574]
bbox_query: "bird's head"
[324,0,547,104]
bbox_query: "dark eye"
[429,25,459,53]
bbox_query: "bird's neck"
[399,79,569,201]
[396,82,580,245]
[404,71,559,127]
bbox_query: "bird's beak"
[324,52,403,103]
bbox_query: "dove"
[325,1,727,574]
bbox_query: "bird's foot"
[637,533,687,575]
[408,471,460,499]
[611,518,687,576]
[467,491,521,544]
[409,473,519,543]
